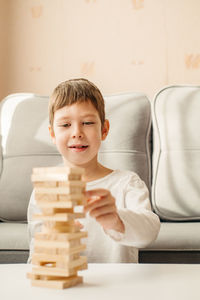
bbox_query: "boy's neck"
[63,159,113,182]
[83,163,113,182]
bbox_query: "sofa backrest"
[151,85,200,221]
[0,94,62,222]
[0,92,151,222]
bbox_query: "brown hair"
[49,78,105,129]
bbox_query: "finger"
[86,195,101,205]
[89,204,116,219]
[75,220,84,229]
[85,189,110,199]
[84,197,112,212]
[96,213,114,224]
[95,213,118,229]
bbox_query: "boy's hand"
[84,189,125,233]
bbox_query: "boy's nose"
[72,133,83,138]
[72,125,83,138]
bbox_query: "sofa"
[0,85,200,264]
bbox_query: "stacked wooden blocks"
[27,167,88,289]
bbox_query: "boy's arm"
[84,189,125,233]
[84,179,160,248]
[115,177,160,248]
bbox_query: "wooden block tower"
[27,166,87,289]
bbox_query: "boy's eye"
[59,123,70,127]
[83,122,94,125]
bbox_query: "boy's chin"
[62,158,90,168]
[62,153,98,168]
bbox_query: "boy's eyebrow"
[55,114,98,121]
[80,113,98,118]
[55,116,70,121]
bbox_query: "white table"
[0,263,200,300]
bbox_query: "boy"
[28,78,160,263]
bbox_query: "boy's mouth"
[68,144,89,152]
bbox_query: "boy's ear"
[48,125,56,144]
[102,119,110,141]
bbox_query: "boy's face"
[49,101,109,168]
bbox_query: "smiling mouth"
[68,145,88,149]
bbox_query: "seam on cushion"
[0,217,27,223]
[152,92,161,217]
[144,97,152,191]
[153,215,200,221]
[159,149,200,152]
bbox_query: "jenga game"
[27,166,87,289]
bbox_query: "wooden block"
[32,166,84,176]
[40,207,74,216]
[35,193,58,202]
[33,180,85,189]
[32,254,87,269]
[73,262,88,273]
[35,194,85,203]
[35,193,86,205]
[32,276,83,289]
[27,273,83,289]
[58,181,84,187]
[32,253,71,264]
[33,212,85,222]
[32,257,87,277]
[32,266,75,277]
[42,221,80,233]
[32,174,82,183]
[58,194,86,204]
[33,181,58,188]
[27,272,40,280]
[34,182,85,195]
[37,200,80,210]
[34,244,86,256]
[33,237,86,253]
[34,239,80,250]
[27,273,75,281]
[32,167,84,185]
[56,253,80,266]
[32,253,80,264]
[35,231,87,241]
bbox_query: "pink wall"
[0,0,200,101]
[0,0,8,99]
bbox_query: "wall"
[0,0,8,99]
[0,0,200,101]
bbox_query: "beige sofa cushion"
[0,94,62,222]
[100,92,151,190]
[152,85,200,220]
[0,223,29,250]
[144,222,200,250]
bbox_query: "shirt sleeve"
[27,189,42,263]
[105,173,160,248]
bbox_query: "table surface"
[0,263,200,300]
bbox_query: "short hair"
[49,78,105,129]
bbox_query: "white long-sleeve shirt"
[27,169,160,263]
